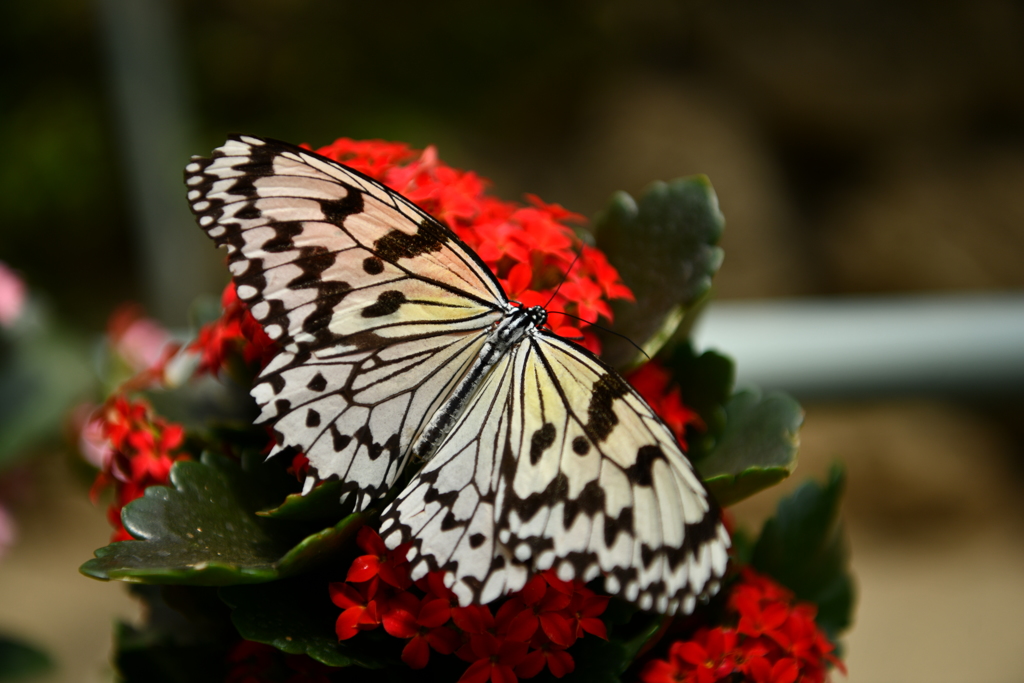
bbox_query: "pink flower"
[107,304,177,373]
[0,503,16,560]
[0,261,26,328]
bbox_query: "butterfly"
[186,135,730,615]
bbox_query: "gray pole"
[96,0,221,323]
[693,293,1024,397]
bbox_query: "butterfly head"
[524,305,547,329]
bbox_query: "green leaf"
[751,465,854,642]
[593,176,725,369]
[259,479,350,521]
[221,575,392,669]
[698,388,803,507]
[0,635,53,682]
[80,453,369,585]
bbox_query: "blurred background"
[2,1,1024,681]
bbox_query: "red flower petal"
[401,636,431,669]
[426,626,462,655]
[514,650,546,679]
[335,607,364,640]
[382,592,420,638]
[546,649,574,678]
[346,554,382,583]
[578,617,607,640]
[355,526,387,555]
[413,597,450,629]
[539,613,575,648]
[452,604,494,634]
[505,610,539,642]
[492,663,518,683]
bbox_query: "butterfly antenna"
[543,251,583,309]
[547,310,651,361]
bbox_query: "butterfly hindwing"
[186,135,506,505]
[379,332,730,614]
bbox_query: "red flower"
[314,138,417,179]
[746,656,800,683]
[564,586,610,641]
[87,397,190,541]
[306,137,634,356]
[503,573,574,647]
[673,628,738,683]
[189,282,277,377]
[733,590,789,640]
[382,591,462,669]
[627,361,704,449]
[330,544,610,680]
[515,633,574,679]
[640,569,844,683]
[346,526,412,590]
[329,580,384,640]
[458,633,530,683]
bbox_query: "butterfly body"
[411,303,547,464]
[187,135,729,615]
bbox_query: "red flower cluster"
[640,569,844,683]
[88,397,189,541]
[189,282,278,377]
[626,361,704,450]
[313,138,633,353]
[330,527,609,682]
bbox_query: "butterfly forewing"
[187,135,505,505]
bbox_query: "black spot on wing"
[330,424,351,452]
[286,250,337,290]
[305,409,321,428]
[362,290,406,318]
[604,507,634,547]
[506,472,569,525]
[562,479,605,528]
[374,219,449,261]
[319,189,364,225]
[235,203,261,220]
[307,373,327,392]
[424,484,459,509]
[664,502,725,572]
[469,533,486,549]
[440,510,461,531]
[302,281,354,345]
[363,256,384,274]
[625,445,668,487]
[529,423,556,466]
[572,436,590,455]
[267,373,286,394]
[353,425,399,462]
[261,221,304,253]
[585,373,631,442]
[641,544,655,569]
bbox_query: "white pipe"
[690,293,1024,396]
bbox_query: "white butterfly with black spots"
[186,134,730,615]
